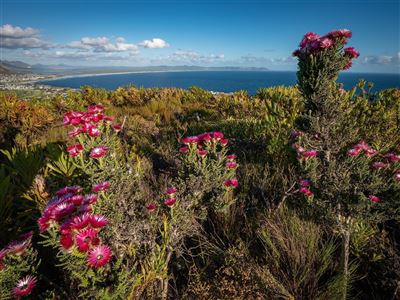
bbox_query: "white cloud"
[67,36,138,52]
[361,52,400,65]
[0,24,53,49]
[139,38,169,48]
[164,49,224,63]
[0,24,38,38]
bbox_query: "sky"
[1,0,399,73]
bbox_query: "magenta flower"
[70,195,84,206]
[6,240,30,256]
[112,124,122,132]
[76,228,100,252]
[182,136,199,144]
[365,148,378,157]
[166,187,177,195]
[89,214,108,228]
[37,214,51,232]
[13,275,37,298]
[197,149,208,157]
[53,203,75,221]
[211,131,224,141]
[302,150,317,158]
[292,49,301,57]
[0,248,7,271]
[87,245,112,268]
[299,187,314,197]
[164,198,177,207]
[60,234,74,250]
[224,178,239,188]
[226,154,237,161]
[347,148,360,157]
[60,219,73,234]
[220,139,229,146]
[179,146,189,153]
[394,172,400,182]
[299,179,311,188]
[300,32,320,48]
[92,181,111,192]
[70,213,91,230]
[327,29,352,39]
[372,162,387,170]
[226,161,238,169]
[198,132,212,142]
[91,113,104,123]
[319,37,333,49]
[344,47,360,58]
[56,186,82,196]
[369,195,380,203]
[84,194,98,204]
[90,146,109,158]
[103,115,114,122]
[384,152,400,162]
[146,202,157,212]
[88,126,101,137]
[354,141,369,151]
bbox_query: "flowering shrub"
[0,231,39,299]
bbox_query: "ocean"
[39,71,400,95]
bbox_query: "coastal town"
[0,73,70,94]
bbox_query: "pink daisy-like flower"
[87,245,112,268]
[91,113,104,123]
[7,240,30,256]
[146,203,157,212]
[347,148,360,157]
[80,204,93,213]
[0,248,7,271]
[70,213,91,230]
[84,194,98,204]
[89,214,108,228]
[198,132,212,142]
[179,146,189,153]
[181,136,199,144]
[60,234,74,250]
[354,141,369,151]
[224,178,239,188]
[18,231,33,241]
[164,198,177,207]
[90,146,109,158]
[226,154,237,161]
[226,161,238,169]
[112,124,122,132]
[60,219,73,234]
[394,172,400,182]
[343,61,352,70]
[384,152,400,162]
[88,126,101,137]
[70,195,84,206]
[67,127,82,138]
[319,37,333,49]
[344,47,360,58]
[67,144,84,157]
[92,181,111,192]
[211,131,224,141]
[75,228,100,252]
[37,214,51,232]
[365,148,378,157]
[327,29,352,39]
[299,179,311,188]
[369,195,380,203]
[197,149,208,157]
[220,139,229,146]
[103,115,114,123]
[53,203,75,221]
[13,275,37,297]
[166,187,177,195]
[372,162,387,170]
[299,32,320,48]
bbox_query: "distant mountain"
[0,65,12,74]
[0,60,269,75]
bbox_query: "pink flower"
[90,146,109,158]
[103,115,114,123]
[67,127,81,138]
[300,32,320,48]
[13,275,37,298]
[7,240,30,256]
[369,195,380,203]
[70,195,84,206]
[302,150,317,158]
[226,154,237,161]
[394,172,400,182]
[84,194,98,204]
[198,132,212,142]
[299,187,314,197]
[146,203,157,212]
[164,198,177,207]
[372,162,387,170]
[88,104,104,114]
[88,126,101,137]
[56,186,82,196]
[70,213,91,230]
[60,234,74,250]
[226,161,238,169]
[89,214,108,228]
[179,146,189,153]
[90,113,104,123]
[87,245,112,268]
[37,214,51,232]
[224,178,239,188]
[327,29,352,39]
[197,149,208,157]
[181,136,199,144]
[112,124,122,132]
[53,203,75,221]
[319,37,333,49]
[75,228,100,252]
[354,141,369,151]
[344,47,360,58]
[347,148,360,157]
[292,49,301,57]
[220,139,229,146]
[92,181,111,192]
[60,219,73,234]
[384,152,400,162]
[166,187,177,195]
[365,148,378,158]
[343,61,352,70]
[211,131,224,141]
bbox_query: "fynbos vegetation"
[1,29,399,299]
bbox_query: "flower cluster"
[146,187,179,213]
[291,144,317,160]
[179,131,228,155]
[293,29,358,70]
[38,183,112,268]
[298,179,313,198]
[347,140,378,158]
[0,232,38,297]
[64,104,121,159]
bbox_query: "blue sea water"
[40,71,400,95]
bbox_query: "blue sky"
[1,0,399,73]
